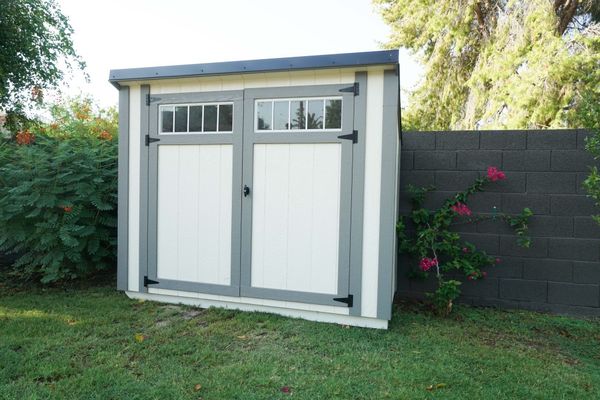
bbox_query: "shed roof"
[109,50,398,88]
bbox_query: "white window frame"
[159,102,234,134]
[254,96,343,133]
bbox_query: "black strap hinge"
[338,130,358,144]
[144,276,159,287]
[145,135,160,146]
[145,94,161,106]
[339,82,359,96]
[333,294,354,307]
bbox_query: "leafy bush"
[0,98,118,283]
[398,167,532,315]
[580,90,600,224]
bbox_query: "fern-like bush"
[0,98,118,283]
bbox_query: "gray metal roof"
[109,50,398,88]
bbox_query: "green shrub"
[0,98,118,283]
[398,167,532,315]
[580,91,600,224]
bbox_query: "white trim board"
[361,70,384,318]
[126,291,388,329]
[128,85,141,292]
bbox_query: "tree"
[0,0,84,116]
[374,0,600,130]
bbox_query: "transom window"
[255,97,342,132]
[159,103,233,133]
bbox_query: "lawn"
[1,282,599,399]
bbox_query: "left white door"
[145,90,244,296]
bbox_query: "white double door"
[146,85,356,307]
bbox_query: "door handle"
[243,185,251,197]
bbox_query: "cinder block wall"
[398,129,600,316]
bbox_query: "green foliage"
[0,98,117,283]
[506,207,534,247]
[374,0,600,130]
[399,169,532,315]
[584,165,600,224]
[579,71,600,224]
[0,0,84,116]
[427,280,462,316]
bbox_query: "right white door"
[240,84,357,307]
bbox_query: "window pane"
[189,106,203,132]
[290,100,306,130]
[204,105,218,132]
[256,101,272,130]
[218,104,233,132]
[160,106,174,133]
[325,99,342,129]
[273,101,289,130]
[307,100,324,129]
[174,106,188,132]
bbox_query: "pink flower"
[487,166,506,182]
[451,202,472,216]
[462,247,469,253]
[482,271,488,278]
[419,257,438,272]
[495,258,501,264]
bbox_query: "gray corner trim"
[377,70,400,320]
[109,50,399,85]
[117,86,130,291]
[138,84,150,293]
[349,71,368,316]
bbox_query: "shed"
[110,50,400,329]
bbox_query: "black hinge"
[145,94,161,106]
[144,276,159,287]
[145,135,160,146]
[338,130,358,144]
[333,294,354,307]
[339,82,359,96]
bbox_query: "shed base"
[125,291,388,329]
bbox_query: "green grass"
[1,283,599,399]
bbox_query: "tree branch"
[555,0,579,35]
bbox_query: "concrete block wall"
[398,129,600,316]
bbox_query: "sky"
[57,0,422,109]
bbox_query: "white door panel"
[250,143,341,295]
[156,144,232,286]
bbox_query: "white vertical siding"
[392,133,400,301]
[146,287,351,315]
[156,144,232,285]
[251,143,341,295]
[147,68,355,95]
[127,85,141,292]
[361,71,385,318]
[132,290,391,328]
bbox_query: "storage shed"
[110,50,400,329]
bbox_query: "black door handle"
[243,185,250,197]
